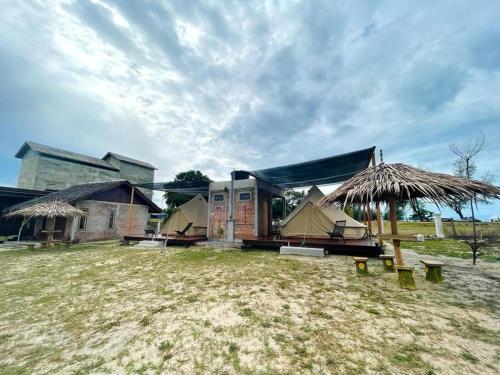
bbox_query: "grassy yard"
[1,243,499,374]
[372,221,500,237]
[401,239,500,262]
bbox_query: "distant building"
[15,141,156,198]
[5,181,161,242]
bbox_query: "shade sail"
[239,146,375,188]
[135,181,210,196]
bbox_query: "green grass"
[401,238,500,262]
[0,242,499,374]
[372,221,500,237]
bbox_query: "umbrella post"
[389,197,416,289]
[388,198,403,265]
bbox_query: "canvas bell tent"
[280,186,366,239]
[162,195,208,236]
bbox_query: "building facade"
[16,142,155,199]
[207,178,284,241]
[8,181,161,242]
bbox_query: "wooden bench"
[354,257,369,275]
[420,260,444,283]
[379,254,396,272]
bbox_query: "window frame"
[77,208,89,231]
[239,192,251,201]
[213,194,224,202]
[107,209,116,230]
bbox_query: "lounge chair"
[144,229,156,237]
[176,222,193,238]
[327,220,346,242]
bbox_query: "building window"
[239,192,251,201]
[214,194,224,202]
[108,210,116,230]
[78,208,88,231]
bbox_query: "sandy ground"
[0,242,499,374]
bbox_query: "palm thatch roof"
[319,163,500,207]
[3,180,161,214]
[4,201,88,219]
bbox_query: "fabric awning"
[135,181,210,196]
[239,146,375,188]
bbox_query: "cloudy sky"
[1,0,499,218]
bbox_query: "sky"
[1,0,499,219]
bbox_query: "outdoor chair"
[327,220,346,242]
[176,222,193,238]
[144,229,156,238]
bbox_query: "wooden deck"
[122,235,207,247]
[241,237,382,257]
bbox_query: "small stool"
[420,260,444,283]
[40,242,49,248]
[379,254,396,272]
[26,244,35,251]
[396,266,416,289]
[354,257,369,275]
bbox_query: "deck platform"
[123,235,207,247]
[242,237,382,257]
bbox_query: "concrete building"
[15,142,156,198]
[5,181,161,242]
[207,176,284,241]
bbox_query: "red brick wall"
[209,189,257,240]
[209,192,227,239]
[234,192,255,239]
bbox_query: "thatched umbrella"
[319,163,500,287]
[4,201,87,243]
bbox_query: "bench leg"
[425,265,443,283]
[397,267,416,290]
[355,260,368,275]
[382,258,396,272]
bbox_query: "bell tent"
[162,195,208,236]
[280,186,366,239]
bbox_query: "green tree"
[163,170,211,217]
[272,190,306,220]
[408,199,433,222]
[383,204,405,221]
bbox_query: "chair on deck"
[144,229,156,238]
[176,222,193,238]
[327,220,346,242]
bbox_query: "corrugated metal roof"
[15,142,119,171]
[2,181,161,213]
[103,152,156,170]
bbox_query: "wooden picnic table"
[41,230,61,247]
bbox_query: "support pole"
[389,197,403,265]
[371,152,383,246]
[367,203,372,237]
[127,186,135,235]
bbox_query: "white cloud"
[0,0,499,218]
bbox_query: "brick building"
[5,181,161,242]
[207,176,284,241]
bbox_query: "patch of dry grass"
[0,242,499,374]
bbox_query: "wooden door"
[263,199,269,237]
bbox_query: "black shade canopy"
[240,146,375,188]
[136,181,210,196]
[139,146,375,193]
